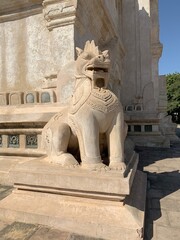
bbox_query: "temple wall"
[121,0,156,112]
[0,13,75,92]
[150,0,163,111]
[0,13,50,91]
[121,0,138,108]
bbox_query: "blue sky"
[159,0,180,75]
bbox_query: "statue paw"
[61,154,79,168]
[81,162,110,171]
[109,162,126,171]
[50,153,79,168]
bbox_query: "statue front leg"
[48,123,79,167]
[77,114,108,171]
[107,111,127,171]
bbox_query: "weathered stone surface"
[167,211,180,228]
[0,185,13,201]
[0,220,9,232]
[0,156,36,185]
[68,234,104,240]
[139,139,180,240]
[0,222,39,240]
[9,151,138,199]
[152,198,180,211]
[29,227,70,240]
[149,209,170,226]
[155,225,180,240]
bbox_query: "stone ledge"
[0,0,42,23]
[0,104,65,123]
[9,152,138,200]
[43,0,77,30]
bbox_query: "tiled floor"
[137,137,180,239]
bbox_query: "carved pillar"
[137,0,155,110]
[42,0,77,76]
[121,0,140,107]
[42,0,77,30]
[150,0,163,111]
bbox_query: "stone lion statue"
[41,40,127,171]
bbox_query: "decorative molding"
[26,135,38,148]
[100,0,125,56]
[151,42,163,59]
[0,0,42,23]
[8,135,20,148]
[42,0,77,30]
[9,92,23,105]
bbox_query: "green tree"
[166,72,180,122]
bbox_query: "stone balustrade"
[0,90,56,106]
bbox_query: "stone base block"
[0,170,146,240]
[0,156,34,186]
[8,152,138,200]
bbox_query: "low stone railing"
[0,89,56,106]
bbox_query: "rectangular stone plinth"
[9,152,138,201]
[0,170,146,240]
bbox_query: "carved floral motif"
[8,135,19,148]
[26,135,38,148]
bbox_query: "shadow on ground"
[144,170,180,240]
[137,129,180,240]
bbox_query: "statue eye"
[82,52,92,60]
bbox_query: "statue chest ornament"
[87,88,119,113]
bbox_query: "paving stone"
[154,166,179,174]
[159,198,180,211]
[155,225,180,240]
[29,227,70,240]
[0,187,8,193]
[147,173,158,182]
[0,186,13,201]
[144,220,153,240]
[0,220,9,232]
[151,158,180,169]
[148,208,170,226]
[147,189,165,199]
[150,176,180,191]
[68,233,105,240]
[150,197,180,211]
[139,139,180,240]
[167,211,180,228]
[150,199,161,209]
[144,166,159,173]
[28,227,49,240]
[163,189,180,200]
[0,222,39,240]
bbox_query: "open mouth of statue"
[86,66,108,73]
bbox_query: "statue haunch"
[42,40,127,171]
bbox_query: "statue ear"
[102,50,109,58]
[76,47,83,56]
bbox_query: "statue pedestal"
[0,153,146,240]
